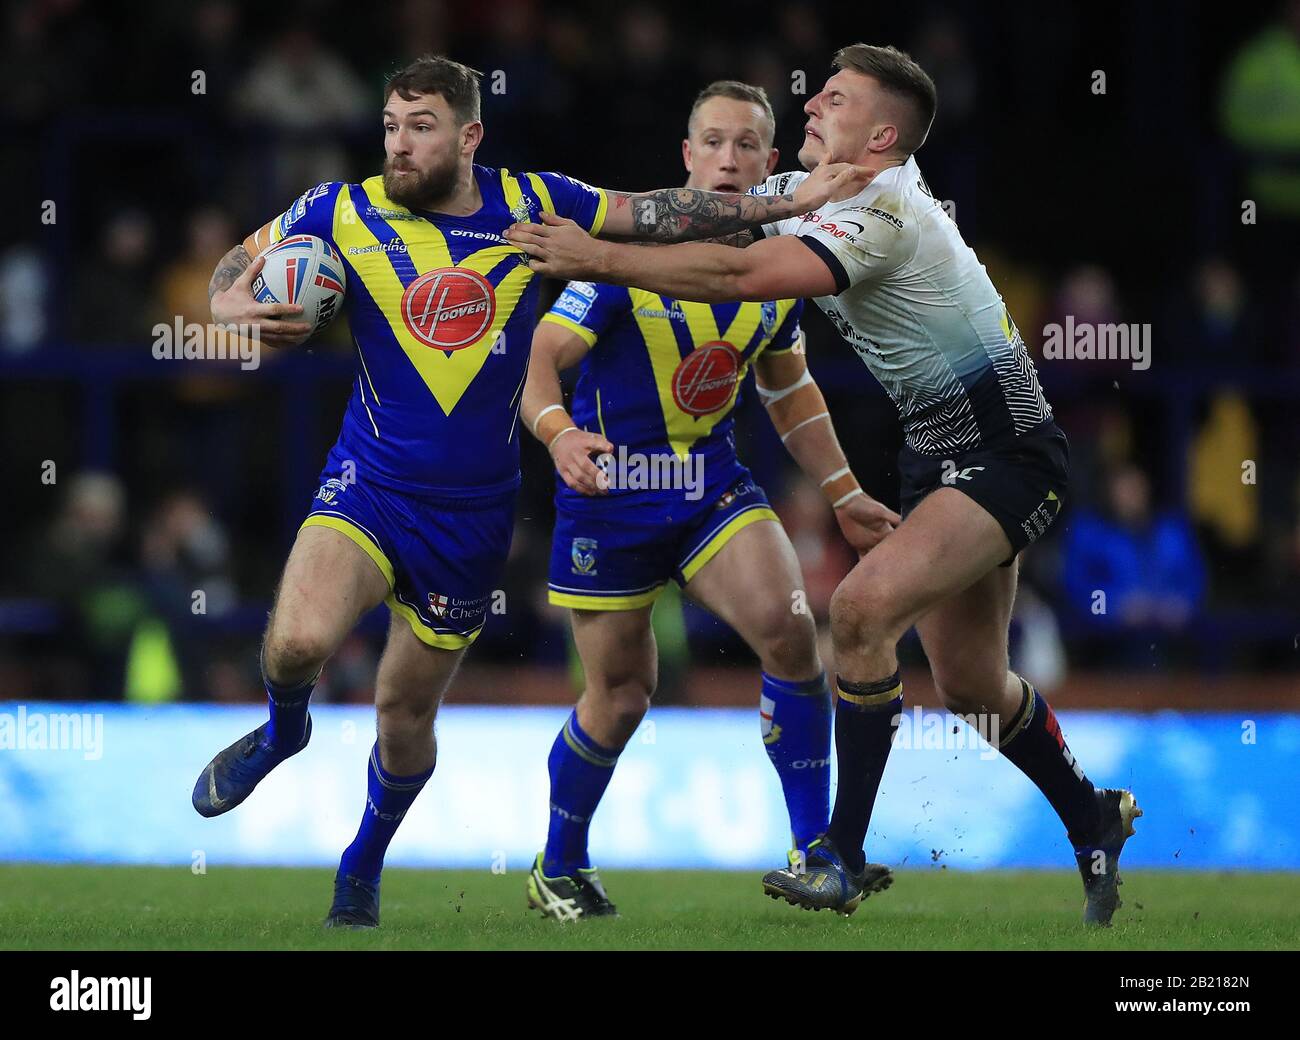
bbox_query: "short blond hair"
[833,43,937,152]
[687,80,776,146]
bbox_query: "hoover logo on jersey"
[672,342,740,416]
[402,268,497,351]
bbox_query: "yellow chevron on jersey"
[263,166,606,497]
[544,283,804,469]
[628,289,781,458]
[329,177,532,416]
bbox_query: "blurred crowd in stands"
[1,0,1298,702]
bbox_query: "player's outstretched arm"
[594,160,875,242]
[754,349,900,555]
[207,221,312,349]
[506,219,841,304]
[522,322,612,496]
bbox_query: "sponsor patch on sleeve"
[553,289,593,322]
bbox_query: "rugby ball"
[252,234,346,336]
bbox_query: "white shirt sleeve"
[786,203,917,293]
[748,171,809,239]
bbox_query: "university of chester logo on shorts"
[715,477,755,511]
[672,341,740,417]
[571,537,598,576]
[401,268,496,352]
[427,592,490,622]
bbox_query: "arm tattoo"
[208,244,252,299]
[620,189,793,242]
[705,228,757,248]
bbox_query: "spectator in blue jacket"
[1061,463,1207,638]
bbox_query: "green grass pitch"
[3,865,1297,950]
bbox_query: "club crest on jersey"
[401,268,496,353]
[571,537,598,576]
[428,592,449,618]
[760,301,778,336]
[672,341,740,417]
[510,197,533,224]
[314,478,348,504]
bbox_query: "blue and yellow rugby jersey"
[267,165,607,499]
[540,284,804,509]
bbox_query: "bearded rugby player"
[192,54,871,929]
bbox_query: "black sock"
[826,672,902,872]
[998,677,1101,846]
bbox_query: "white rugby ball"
[252,234,346,336]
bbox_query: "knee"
[829,577,903,655]
[752,601,819,678]
[931,659,1009,717]
[376,693,438,735]
[374,667,443,729]
[589,673,655,733]
[263,621,333,683]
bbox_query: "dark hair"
[832,43,937,153]
[384,55,482,125]
[688,80,776,145]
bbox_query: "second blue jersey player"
[520,82,901,921]
[192,55,870,930]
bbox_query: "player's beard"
[383,153,460,210]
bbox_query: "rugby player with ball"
[193,54,872,929]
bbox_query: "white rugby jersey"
[753,160,1052,455]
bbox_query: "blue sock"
[760,672,832,852]
[262,662,317,751]
[826,672,903,872]
[542,711,620,877]
[337,743,434,885]
[998,677,1100,846]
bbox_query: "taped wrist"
[819,466,862,508]
[766,381,830,443]
[534,406,575,446]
